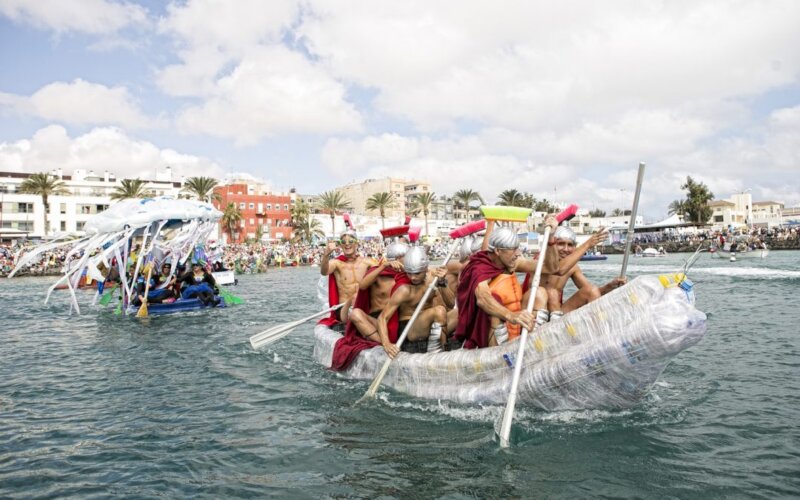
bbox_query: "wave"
[585,264,800,280]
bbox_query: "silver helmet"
[459,237,475,262]
[403,246,429,274]
[385,241,409,260]
[553,226,577,243]
[487,227,519,251]
[470,234,484,254]
[339,229,358,241]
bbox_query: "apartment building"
[213,181,295,243]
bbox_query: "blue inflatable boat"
[126,296,227,315]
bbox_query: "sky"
[0,0,798,221]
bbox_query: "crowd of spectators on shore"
[2,225,797,278]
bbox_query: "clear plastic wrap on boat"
[314,275,707,410]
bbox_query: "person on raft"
[348,239,409,342]
[545,226,625,320]
[131,270,171,306]
[179,262,220,306]
[451,217,562,350]
[151,262,179,303]
[376,246,450,358]
[320,230,364,324]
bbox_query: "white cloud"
[0,79,156,129]
[174,46,363,144]
[0,0,148,34]
[0,125,223,180]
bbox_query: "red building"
[213,183,293,243]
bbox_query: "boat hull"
[314,275,706,411]
[126,296,226,315]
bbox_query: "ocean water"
[1,251,798,498]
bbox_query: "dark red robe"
[318,255,349,327]
[330,270,410,371]
[453,250,505,349]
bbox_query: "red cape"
[318,255,349,327]
[453,250,505,349]
[330,267,407,371]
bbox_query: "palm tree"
[19,173,67,236]
[316,190,351,236]
[110,179,153,201]
[611,208,624,216]
[497,189,525,207]
[453,189,484,223]
[220,202,243,243]
[667,199,688,220]
[182,176,221,203]
[365,192,397,229]
[680,176,715,224]
[290,199,311,226]
[408,192,436,236]
[292,217,325,244]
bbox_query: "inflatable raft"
[125,296,226,315]
[580,254,608,261]
[314,274,706,411]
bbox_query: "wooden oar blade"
[136,302,148,318]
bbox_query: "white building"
[335,177,431,221]
[0,168,183,240]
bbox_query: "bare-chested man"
[378,247,449,359]
[347,240,408,342]
[320,230,363,324]
[546,226,625,320]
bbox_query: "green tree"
[316,190,351,236]
[290,199,311,226]
[365,192,397,229]
[18,172,68,236]
[453,189,484,223]
[497,189,525,207]
[182,176,221,203]
[680,176,715,224]
[110,179,153,201]
[292,216,324,244]
[667,199,688,220]
[221,202,243,243]
[408,191,436,236]
[611,208,624,216]
[588,208,606,217]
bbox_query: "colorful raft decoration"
[8,197,222,315]
[314,274,706,410]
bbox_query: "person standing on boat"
[319,230,363,326]
[452,217,561,350]
[377,247,449,359]
[546,226,625,320]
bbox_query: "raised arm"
[320,241,338,276]
[556,228,608,275]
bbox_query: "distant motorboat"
[710,245,769,260]
[580,252,608,261]
[637,247,668,258]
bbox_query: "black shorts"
[369,310,381,319]
[334,307,343,322]
[396,319,428,353]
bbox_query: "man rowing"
[546,226,625,319]
[452,217,561,350]
[320,230,363,326]
[377,247,449,359]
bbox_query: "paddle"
[620,162,646,280]
[249,304,344,350]
[218,286,243,305]
[497,225,552,447]
[358,220,486,402]
[136,263,154,318]
[99,284,118,306]
[496,204,577,447]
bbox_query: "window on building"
[0,185,8,193]
[60,203,66,214]
[60,221,66,231]
[249,203,255,209]
[239,202,245,209]
[714,215,724,222]
[18,203,34,213]
[267,204,272,210]
[76,221,86,231]
[283,204,288,210]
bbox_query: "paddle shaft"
[362,239,460,400]
[249,303,343,349]
[498,225,552,448]
[136,265,153,317]
[620,162,646,279]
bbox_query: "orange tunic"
[488,273,523,341]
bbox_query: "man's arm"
[377,287,408,359]
[599,276,627,295]
[556,228,609,275]
[475,280,535,331]
[320,241,338,276]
